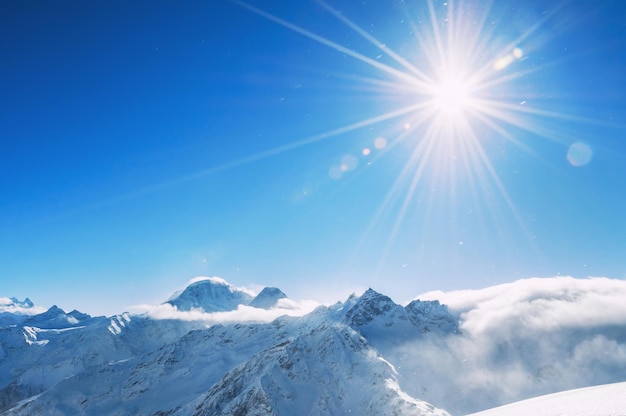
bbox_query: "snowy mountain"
[22,305,95,329]
[0,297,34,311]
[165,278,290,313]
[1,281,455,416]
[249,287,288,309]
[188,323,450,416]
[0,297,42,328]
[342,288,459,343]
[1,276,626,415]
[166,277,255,312]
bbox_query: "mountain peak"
[166,277,254,312]
[10,297,34,308]
[341,289,460,341]
[249,287,287,309]
[362,287,381,296]
[343,288,399,327]
[22,305,92,329]
[0,297,34,311]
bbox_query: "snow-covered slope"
[187,323,450,416]
[1,276,626,416]
[0,308,202,414]
[466,382,626,416]
[2,313,450,416]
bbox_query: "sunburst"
[231,0,576,272]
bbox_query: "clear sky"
[1,0,625,316]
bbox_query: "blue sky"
[1,0,625,315]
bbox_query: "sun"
[232,0,538,197]
[231,0,567,271]
[430,72,475,117]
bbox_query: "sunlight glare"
[431,73,473,116]
[233,0,574,276]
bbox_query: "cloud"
[129,298,320,324]
[390,276,626,414]
[417,276,626,335]
[148,276,322,323]
[0,297,45,315]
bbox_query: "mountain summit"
[0,297,34,310]
[166,277,254,312]
[248,287,287,309]
[165,278,292,312]
[342,288,459,341]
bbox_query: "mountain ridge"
[2,276,626,415]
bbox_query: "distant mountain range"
[1,276,625,415]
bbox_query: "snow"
[166,277,254,312]
[466,382,626,416]
[108,313,131,335]
[1,276,625,416]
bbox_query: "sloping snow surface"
[467,382,626,416]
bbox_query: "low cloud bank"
[132,276,319,324]
[129,297,320,324]
[418,276,626,335]
[393,276,626,414]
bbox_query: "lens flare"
[567,142,593,166]
[231,0,587,273]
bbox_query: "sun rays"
[229,0,576,273]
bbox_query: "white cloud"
[0,297,13,306]
[0,297,45,315]
[129,298,320,324]
[418,276,626,335]
[391,276,626,414]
